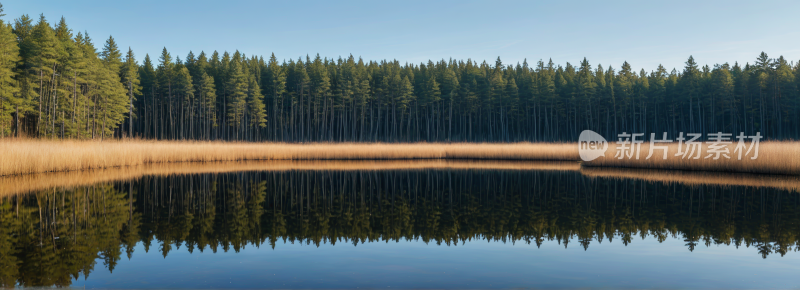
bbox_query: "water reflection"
[1,166,799,287]
[0,160,579,197]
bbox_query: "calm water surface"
[1,165,799,289]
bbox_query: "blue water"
[82,237,800,289]
[8,169,799,289]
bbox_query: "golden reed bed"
[0,139,577,176]
[2,139,799,177]
[583,141,800,175]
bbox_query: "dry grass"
[0,138,577,176]
[581,167,800,192]
[583,141,800,175]
[2,138,799,180]
[0,159,579,197]
[5,137,800,197]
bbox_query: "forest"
[1,11,799,142]
[2,170,799,287]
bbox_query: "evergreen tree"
[121,48,141,137]
[138,54,157,138]
[247,77,266,132]
[198,70,216,139]
[96,35,127,139]
[0,17,19,136]
[174,64,193,139]
[225,55,247,138]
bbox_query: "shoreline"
[0,139,576,176]
[3,159,800,198]
[1,138,799,177]
[583,141,800,175]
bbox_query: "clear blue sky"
[5,0,800,72]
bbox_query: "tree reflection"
[1,169,799,287]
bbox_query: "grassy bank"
[0,139,577,176]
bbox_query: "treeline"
[1,10,800,141]
[2,170,799,287]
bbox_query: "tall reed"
[583,141,800,175]
[0,139,577,176]
[3,138,799,177]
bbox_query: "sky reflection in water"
[3,164,800,289]
[85,236,800,289]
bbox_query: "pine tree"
[11,15,36,137]
[198,71,216,139]
[262,53,285,141]
[121,48,140,137]
[96,35,127,140]
[138,54,157,138]
[30,15,61,136]
[174,65,193,139]
[101,36,122,71]
[0,17,19,136]
[247,77,266,133]
[225,56,247,138]
[156,47,175,138]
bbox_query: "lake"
[1,161,799,289]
